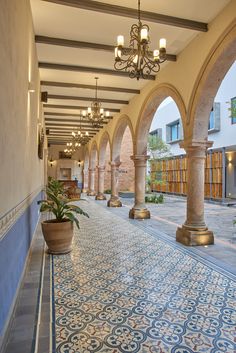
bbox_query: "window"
[208,102,220,133]
[149,128,162,139]
[231,97,236,124]
[166,120,180,143]
[208,109,214,130]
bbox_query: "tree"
[148,135,172,160]
[146,135,172,193]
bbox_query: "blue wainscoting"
[0,191,42,336]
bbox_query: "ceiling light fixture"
[71,114,90,146]
[114,0,167,80]
[84,77,109,128]
[64,141,80,156]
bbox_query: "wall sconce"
[28,81,35,93]
[49,157,53,167]
[41,91,48,103]
[78,159,81,168]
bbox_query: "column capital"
[130,154,150,162]
[179,139,213,152]
[97,165,106,172]
[110,161,121,168]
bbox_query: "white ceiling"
[30,0,231,144]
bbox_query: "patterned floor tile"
[52,200,236,353]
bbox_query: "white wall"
[47,144,85,184]
[0,0,45,217]
[150,61,236,154]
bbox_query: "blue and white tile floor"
[52,200,236,353]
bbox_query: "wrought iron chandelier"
[85,77,109,128]
[71,115,90,146]
[114,0,167,80]
[64,141,79,156]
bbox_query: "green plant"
[39,178,89,229]
[47,176,64,197]
[145,194,164,204]
[148,135,172,160]
[104,189,112,194]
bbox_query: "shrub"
[104,189,112,194]
[145,194,164,204]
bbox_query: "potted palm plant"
[39,178,89,254]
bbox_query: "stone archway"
[176,20,236,246]
[131,84,186,219]
[87,141,98,196]
[82,147,89,192]
[112,115,135,163]
[136,84,187,156]
[107,115,135,207]
[96,132,111,200]
[189,19,236,142]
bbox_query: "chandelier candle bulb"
[117,35,124,47]
[153,49,159,61]
[133,55,138,64]
[82,110,86,116]
[88,107,92,114]
[106,111,110,117]
[115,48,121,61]
[159,38,166,49]
[141,28,148,42]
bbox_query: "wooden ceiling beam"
[39,62,155,80]
[44,111,113,119]
[48,127,96,131]
[36,36,176,62]
[46,123,99,129]
[43,103,120,112]
[42,0,207,32]
[45,118,109,124]
[41,80,140,94]
[48,94,129,105]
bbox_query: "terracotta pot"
[41,219,73,254]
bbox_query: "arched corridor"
[1,1,236,352]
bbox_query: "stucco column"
[107,161,122,207]
[87,168,96,196]
[82,168,89,193]
[95,166,106,200]
[176,141,214,246]
[129,155,150,219]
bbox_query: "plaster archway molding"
[135,83,187,155]
[188,19,236,143]
[111,114,135,163]
[89,140,98,169]
[96,131,111,200]
[107,115,135,207]
[84,147,89,170]
[87,141,98,196]
[82,147,89,192]
[99,131,111,167]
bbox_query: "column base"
[176,225,214,246]
[82,188,87,193]
[87,191,96,196]
[95,193,106,201]
[107,196,122,207]
[129,207,150,220]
